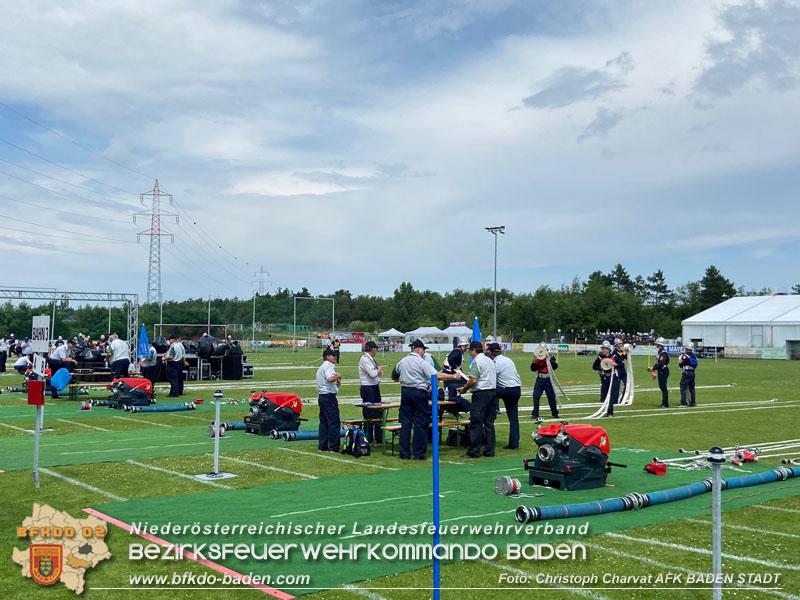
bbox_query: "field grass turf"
[2,348,799,599]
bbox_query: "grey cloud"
[701,142,730,153]
[696,0,800,96]
[577,107,624,143]
[524,52,631,109]
[605,51,634,74]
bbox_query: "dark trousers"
[658,368,669,407]
[497,385,521,449]
[360,384,383,443]
[399,387,430,459]
[0,350,6,372]
[48,359,64,397]
[166,361,184,397]
[608,377,620,415]
[617,370,627,400]
[532,377,558,418]
[467,389,497,457]
[142,364,159,389]
[111,359,130,381]
[600,375,611,402]
[680,371,696,405]
[443,381,471,416]
[317,393,341,451]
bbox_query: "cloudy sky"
[1,0,798,303]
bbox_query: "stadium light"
[485,226,506,340]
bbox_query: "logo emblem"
[30,545,63,585]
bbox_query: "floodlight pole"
[485,226,505,340]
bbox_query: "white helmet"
[539,341,547,347]
[614,338,624,347]
[458,336,468,347]
[485,335,495,344]
[685,341,694,350]
[655,337,666,346]
[601,341,612,350]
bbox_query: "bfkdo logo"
[13,504,112,594]
[30,544,63,585]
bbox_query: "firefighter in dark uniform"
[530,342,559,420]
[612,338,628,399]
[651,337,670,408]
[442,336,471,414]
[592,341,614,403]
[678,341,699,407]
[331,337,341,364]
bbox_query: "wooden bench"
[65,382,111,401]
[381,419,471,455]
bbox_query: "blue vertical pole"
[431,375,440,599]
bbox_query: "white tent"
[682,295,800,348]
[441,324,473,337]
[405,326,443,342]
[377,328,404,337]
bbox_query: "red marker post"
[28,380,45,488]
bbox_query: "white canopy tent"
[682,295,800,348]
[377,328,405,337]
[404,326,444,343]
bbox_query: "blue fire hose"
[281,429,348,442]
[126,403,196,413]
[516,466,800,523]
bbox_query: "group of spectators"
[595,331,657,346]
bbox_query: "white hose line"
[547,355,571,409]
[586,369,616,419]
[619,351,634,406]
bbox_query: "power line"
[0,225,136,244]
[0,101,154,181]
[0,155,134,203]
[0,167,137,215]
[0,211,135,242]
[0,192,131,223]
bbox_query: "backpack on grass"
[342,426,371,458]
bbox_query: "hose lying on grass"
[516,466,800,523]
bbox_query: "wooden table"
[354,400,462,454]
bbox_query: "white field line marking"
[112,415,172,428]
[605,532,800,571]
[39,467,127,502]
[60,442,208,455]
[272,446,398,471]
[166,413,209,422]
[0,421,33,433]
[559,397,784,413]
[341,584,390,600]
[686,518,800,540]
[754,505,800,515]
[56,418,110,431]
[583,541,800,600]
[440,460,465,465]
[33,433,193,448]
[480,560,610,600]
[218,455,317,480]
[269,490,457,519]
[590,402,800,422]
[125,459,233,489]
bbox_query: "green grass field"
[2,348,799,599]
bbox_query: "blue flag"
[471,316,481,343]
[138,324,150,359]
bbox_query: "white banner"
[31,315,50,353]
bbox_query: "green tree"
[646,269,672,309]
[609,264,633,293]
[699,265,736,310]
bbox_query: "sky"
[0,0,798,303]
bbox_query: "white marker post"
[707,446,726,600]
[195,390,237,482]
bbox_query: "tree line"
[1,266,795,343]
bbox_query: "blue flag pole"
[138,324,150,359]
[470,316,481,366]
[431,374,440,600]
